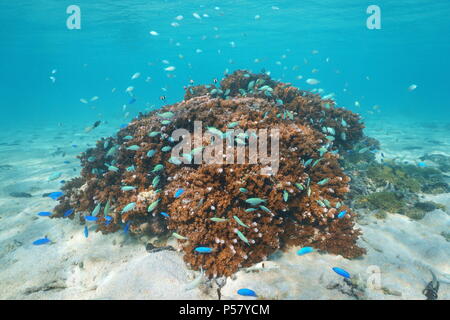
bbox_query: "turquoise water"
[1,0,449,127]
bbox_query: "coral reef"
[54,70,366,277]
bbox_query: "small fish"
[408,84,417,91]
[157,111,175,119]
[297,247,314,256]
[185,267,204,291]
[104,200,111,216]
[259,205,271,213]
[146,149,157,157]
[194,247,213,253]
[172,232,188,240]
[295,183,304,190]
[152,176,160,188]
[237,288,257,297]
[160,212,169,218]
[47,172,62,181]
[126,145,140,151]
[38,211,52,217]
[152,164,164,172]
[239,188,248,193]
[161,146,172,152]
[121,202,136,214]
[108,165,119,172]
[210,217,228,222]
[418,162,427,168]
[236,229,250,245]
[64,209,74,217]
[33,237,51,246]
[337,210,347,218]
[85,216,98,222]
[206,127,224,138]
[245,198,266,206]
[283,190,289,202]
[84,226,89,238]
[149,30,159,36]
[123,222,130,234]
[306,78,320,85]
[332,267,351,279]
[317,178,329,185]
[233,215,249,228]
[121,186,136,191]
[147,199,160,212]
[131,72,141,80]
[227,122,239,128]
[164,66,176,72]
[92,202,101,216]
[174,188,184,198]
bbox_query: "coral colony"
[54,70,366,277]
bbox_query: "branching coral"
[54,70,366,277]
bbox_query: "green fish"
[236,229,250,245]
[245,208,257,213]
[245,198,266,206]
[239,188,248,193]
[152,164,164,172]
[108,165,119,172]
[283,190,289,202]
[190,147,204,155]
[123,135,133,140]
[104,200,111,216]
[148,131,161,137]
[307,187,311,197]
[92,202,101,216]
[121,186,136,191]
[210,217,228,222]
[147,199,160,212]
[157,112,175,119]
[168,156,182,165]
[146,149,157,157]
[172,232,188,240]
[207,127,224,138]
[121,202,136,213]
[295,183,305,190]
[227,122,239,128]
[317,178,329,185]
[233,215,249,228]
[126,145,140,151]
[161,146,172,152]
[259,205,271,213]
[106,146,118,157]
[160,120,171,125]
[152,176,160,188]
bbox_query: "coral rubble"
[54,70,366,277]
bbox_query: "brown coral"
[54,70,366,277]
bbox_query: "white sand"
[0,119,449,300]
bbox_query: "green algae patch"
[366,162,449,194]
[355,191,406,213]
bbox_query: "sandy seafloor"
[0,116,449,300]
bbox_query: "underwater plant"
[54,70,366,277]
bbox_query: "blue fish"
[194,247,213,253]
[120,124,128,129]
[337,210,347,218]
[85,216,98,222]
[237,288,257,297]
[48,191,64,200]
[160,212,170,218]
[72,144,77,148]
[124,222,130,234]
[129,98,136,104]
[84,226,89,238]
[332,267,351,279]
[104,216,113,225]
[33,237,51,245]
[297,247,314,256]
[418,162,427,167]
[174,188,184,198]
[63,161,70,164]
[64,209,74,217]
[60,180,66,184]
[38,211,52,217]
